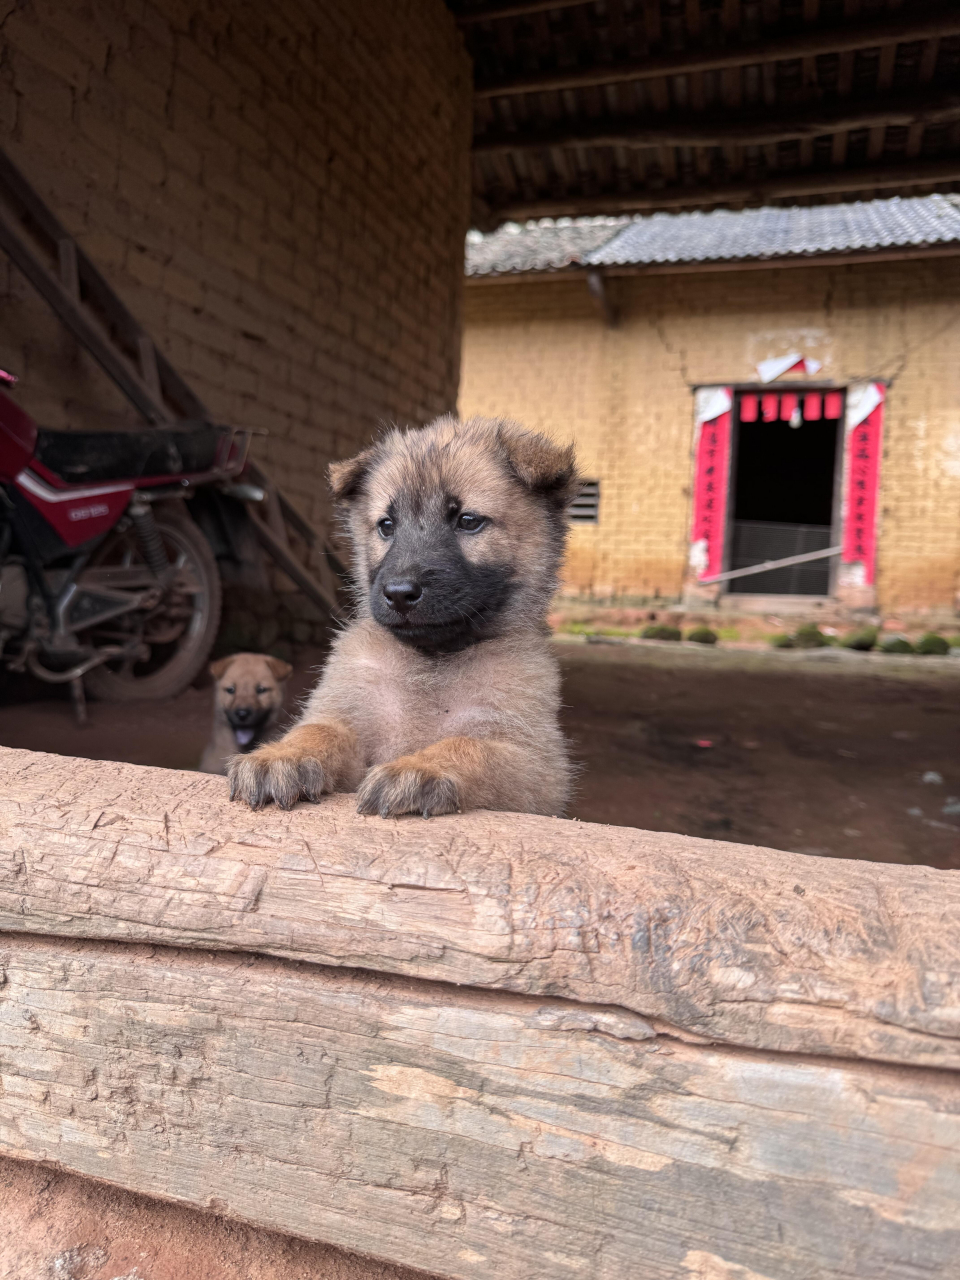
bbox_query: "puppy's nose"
[233,707,253,722]
[383,580,422,612]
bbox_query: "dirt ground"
[1,638,958,869]
[0,1154,435,1280]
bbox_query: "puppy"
[200,652,292,775]
[228,414,579,817]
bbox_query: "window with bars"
[569,480,600,523]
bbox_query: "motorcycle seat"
[32,422,229,485]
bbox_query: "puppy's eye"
[224,686,235,695]
[255,685,269,695]
[456,512,486,533]
[377,517,394,539]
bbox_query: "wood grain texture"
[2,746,960,1068]
[1,935,958,1280]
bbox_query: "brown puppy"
[228,415,579,817]
[200,652,292,775]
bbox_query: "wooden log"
[1,934,959,1280]
[2,747,960,1069]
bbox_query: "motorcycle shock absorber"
[128,498,170,580]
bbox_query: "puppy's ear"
[497,422,579,509]
[266,657,293,681]
[209,657,233,679]
[329,445,377,502]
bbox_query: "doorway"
[728,388,844,594]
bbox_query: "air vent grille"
[569,480,600,523]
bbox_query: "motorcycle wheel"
[84,504,221,702]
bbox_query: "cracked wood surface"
[2,747,960,1068]
[1,936,958,1280]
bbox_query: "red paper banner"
[803,392,822,421]
[824,390,843,419]
[691,407,731,581]
[842,384,885,586]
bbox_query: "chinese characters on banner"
[841,383,885,586]
[690,387,732,582]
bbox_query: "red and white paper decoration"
[840,382,885,587]
[689,387,732,582]
[755,353,823,383]
[690,379,885,592]
[738,388,844,424]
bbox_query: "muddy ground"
[1,638,957,868]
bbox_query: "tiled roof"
[466,195,960,277]
[465,217,629,276]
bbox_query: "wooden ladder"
[0,147,343,620]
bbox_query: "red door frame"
[690,382,886,592]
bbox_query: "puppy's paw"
[227,743,326,811]
[357,760,460,819]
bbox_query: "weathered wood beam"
[2,932,959,1280]
[245,456,348,588]
[3,746,960,1069]
[0,148,206,423]
[484,156,960,220]
[0,203,171,424]
[474,9,960,96]
[473,92,960,153]
[245,504,343,618]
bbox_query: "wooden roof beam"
[473,9,960,97]
[454,0,598,21]
[473,91,960,153]
[484,156,960,220]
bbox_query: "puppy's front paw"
[357,760,459,819]
[228,742,326,811]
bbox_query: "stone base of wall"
[549,598,960,645]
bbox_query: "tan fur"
[228,415,579,816]
[200,652,292,776]
[228,721,363,807]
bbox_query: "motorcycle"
[0,379,250,709]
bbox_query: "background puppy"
[200,652,292,775]
[228,414,579,817]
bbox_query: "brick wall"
[0,0,471,531]
[460,260,960,618]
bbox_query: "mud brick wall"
[460,258,960,618]
[0,0,471,531]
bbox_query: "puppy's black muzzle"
[370,533,514,653]
[227,706,270,750]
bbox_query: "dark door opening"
[728,389,844,594]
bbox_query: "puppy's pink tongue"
[234,728,255,746]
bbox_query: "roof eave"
[465,241,960,284]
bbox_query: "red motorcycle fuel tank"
[14,467,133,547]
[0,390,133,547]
